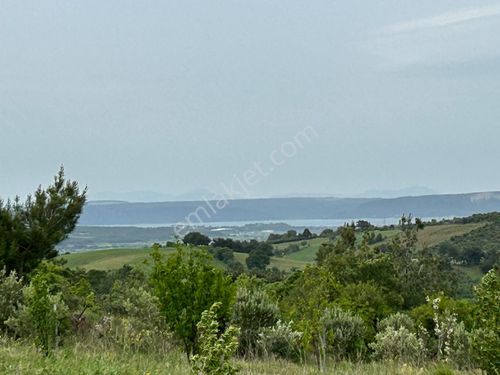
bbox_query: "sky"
[1,1,500,201]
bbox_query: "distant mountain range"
[78,191,500,226]
[88,189,213,203]
[359,186,438,199]
[90,186,438,202]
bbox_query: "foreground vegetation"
[1,170,499,374]
[2,237,497,374]
[0,337,480,375]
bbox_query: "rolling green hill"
[60,222,485,272]
[61,247,174,270]
[416,223,485,248]
[275,223,482,264]
[61,247,309,271]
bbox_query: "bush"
[211,247,235,263]
[446,321,473,370]
[108,281,161,320]
[337,282,394,334]
[95,280,170,353]
[0,268,23,330]
[370,326,425,365]
[321,307,366,360]
[150,246,235,359]
[26,274,69,354]
[93,314,172,354]
[231,286,280,357]
[425,296,473,369]
[470,269,499,374]
[378,312,415,333]
[192,302,240,375]
[471,328,499,375]
[257,320,302,362]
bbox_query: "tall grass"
[0,336,479,375]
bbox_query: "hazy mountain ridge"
[79,191,500,226]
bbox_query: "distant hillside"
[78,192,500,225]
[60,219,495,273]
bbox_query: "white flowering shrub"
[430,296,473,369]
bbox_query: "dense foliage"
[435,213,500,272]
[183,232,211,246]
[267,229,316,244]
[0,167,86,275]
[150,246,235,360]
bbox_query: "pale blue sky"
[1,1,500,200]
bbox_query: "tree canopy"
[183,232,211,246]
[0,167,86,275]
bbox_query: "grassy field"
[275,223,479,264]
[0,338,478,375]
[274,237,330,262]
[60,223,485,272]
[233,252,310,270]
[416,223,485,248]
[61,247,175,270]
[62,247,309,271]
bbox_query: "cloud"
[365,3,500,69]
[380,3,500,35]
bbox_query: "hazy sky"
[1,1,500,201]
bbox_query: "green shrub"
[93,314,172,354]
[410,295,476,334]
[428,297,473,369]
[321,307,366,360]
[445,321,473,370]
[471,269,500,374]
[150,246,235,359]
[26,274,69,355]
[95,280,170,353]
[337,282,394,332]
[0,268,23,330]
[6,262,96,344]
[107,280,162,323]
[192,302,240,375]
[471,328,499,375]
[231,286,280,357]
[370,326,425,365]
[377,312,415,333]
[257,320,302,362]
